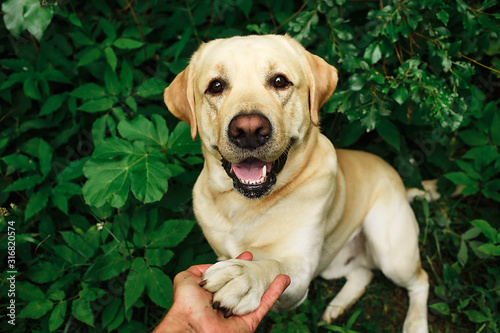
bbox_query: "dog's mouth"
[220,143,292,199]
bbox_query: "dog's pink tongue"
[232,160,271,181]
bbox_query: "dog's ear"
[164,66,197,140]
[305,52,338,126]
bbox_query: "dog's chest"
[198,195,292,259]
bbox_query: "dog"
[164,34,429,333]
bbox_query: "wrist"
[155,307,196,333]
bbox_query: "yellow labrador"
[164,35,428,332]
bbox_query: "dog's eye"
[271,75,292,89]
[206,79,225,95]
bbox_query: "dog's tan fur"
[165,35,428,332]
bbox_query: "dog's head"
[164,35,338,199]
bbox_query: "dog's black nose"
[228,114,272,149]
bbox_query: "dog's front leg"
[201,257,311,316]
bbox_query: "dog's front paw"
[202,259,269,316]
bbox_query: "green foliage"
[0,0,498,332]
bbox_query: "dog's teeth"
[262,165,267,178]
[239,177,267,185]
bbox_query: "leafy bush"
[0,0,498,332]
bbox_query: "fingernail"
[213,301,220,310]
[199,280,207,287]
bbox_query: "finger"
[235,251,253,261]
[186,264,213,277]
[241,274,291,328]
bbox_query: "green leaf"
[429,302,450,315]
[49,290,66,301]
[71,83,107,99]
[338,121,364,147]
[49,302,67,332]
[348,74,365,91]
[27,261,62,283]
[376,118,400,151]
[456,160,481,180]
[238,0,252,17]
[91,137,134,160]
[477,243,500,256]
[457,239,468,266]
[18,299,54,319]
[79,285,106,301]
[68,13,82,27]
[26,190,50,220]
[72,299,94,327]
[100,21,116,45]
[124,258,148,311]
[471,219,498,243]
[149,219,195,248]
[40,94,67,116]
[114,37,144,49]
[483,189,500,202]
[24,75,41,100]
[464,310,490,323]
[135,77,168,98]
[105,67,121,95]
[1,154,37,173]
[67,31,94,46]
[37,138,53,177]
[444,172,477,187]
[85,250,131,281]
[2,0,24,37]
[60,231,96,258]
[459,129,489,146]
[436,9,450,26]
[485,179,500,191]
[102,298,122,328]
[23,0,54,40]
[146,267,173,309]
[121,60,133,92]
[145,249,174,267]
[82,158,132,208]
[104,46,118,72]
[2,0,54,40]
[3,175,43,192]
[130,149,171,204]
[54,182,82,196]
[56,158,88,182]
[463,145,499,168]
[92,115,113,146]
[83,135,172,207]
[392,86,409,105]
[117,114,169,148]
[77,47,103,67]
[17,281,46,301]
[364,42,382,64]
[125,96,137,112]
[43,69,71,84]
[461,227,482,240]
[78,97,115,113]
[167,121,201,155]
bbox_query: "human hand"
[153,252,290,333]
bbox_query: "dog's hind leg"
[321,267,373,324]
[363,198,429,333]
[402,268,429,333]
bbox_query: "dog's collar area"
[219,141,292,199]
